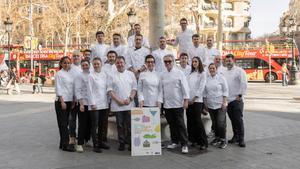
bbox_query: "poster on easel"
[131,107,161,156]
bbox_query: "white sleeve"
[87,75,95,106]
[131,72,137,91]
[180,72,190,100]
[74,75,82,100]
[157,75,163,103]
[107,74,113,92]
[239,69,248,95]
[137,74,144,102]
[55,73,63,97]
[221,76,229,97]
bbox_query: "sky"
[249,0,290,38]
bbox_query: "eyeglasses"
[73,55,80,58]
[164,60,172,64]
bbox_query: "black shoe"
[62,144,75,152]
[93,147,103,153]
[118,144,125,151]
[219,140,227,149]
[238,141,246,148]
[228,136,238,144]
[210,138,221,146]
[100,143,110,150]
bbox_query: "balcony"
[202,3,218,11]
[204,22,217,28]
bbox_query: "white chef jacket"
[177,65,191,78]
[151,48,174,73]
[204,74,229,109]
[55,69,75,102]
[187,71,206,103]
[223,65,247,103]
[106,44,128,57]
[107,70,137,112]
[159,67,190,108]
[173,29,194,53]
[75,71,90,105]
[205,47,221,65]
[102,63,117,77]
[87,71,109,110]
[91,42,109,62]
[137,70,161,107]
[126,46,150,69]
[70,64,82,101]
[127,35,150,48]
[188,45,208,65]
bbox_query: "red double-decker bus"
[222,38,299,82]
[10,50,70,78]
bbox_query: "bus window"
[254,59,269,69]
[235,59,254,69]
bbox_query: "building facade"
[280,0,300,48]
[165,0,251,42]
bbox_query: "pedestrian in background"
[54,56,75,152]
[281,62,289,86]
[6,66,21,95]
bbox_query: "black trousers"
[208,110,216,132]
[90,109,108,147]
[208,108,227,140]
[100,109,109,142]
[186,102,208,146]
[165,108,188,146]
[115,111,131,145]
[78,105,91,145]
[227,100,245,141]
[69,102,79,138]
[55,101,72,147]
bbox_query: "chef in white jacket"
[186,57,208,150]
[108,56,137,151]
[87,57,110,153]
[138,55,161,107]
[204,63,229,149]
[223,54,247,148]
[54,56,75,152]
[74,59,91,153]
[158,54,190,154]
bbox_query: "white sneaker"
[181,146,188,154]
[76,145,84,153]
[167,143,178,149]
[207,130,215,138]
[84,141,93,147]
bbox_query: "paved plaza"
[0,83,300,169]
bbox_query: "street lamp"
[127,8,136,37]
[3,17,13,68]
[282,16,300,85]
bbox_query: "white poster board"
[131,107,161,156]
